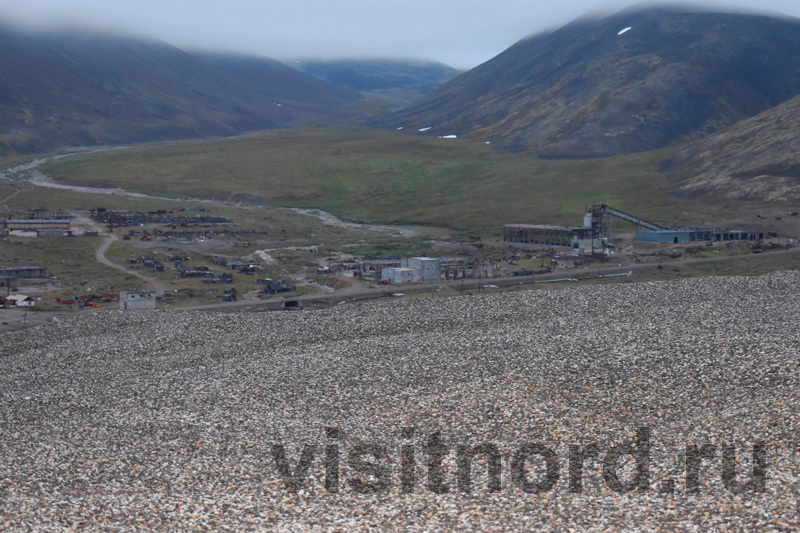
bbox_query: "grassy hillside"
[41,128,741,234]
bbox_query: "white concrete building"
[402,257,441,282]
[381,267,420,284]
[120,290,157,310]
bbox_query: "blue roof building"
[635,228,764,244]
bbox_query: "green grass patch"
[41,128,722,235]
[0,236,139,295]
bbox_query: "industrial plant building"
[634,228,764,243]
[382,257,442,284]
[502,224,595,248]
[381,267,421,284]
[401,257,441,281]
[505,203,763,248]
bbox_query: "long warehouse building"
[4,219,71,230]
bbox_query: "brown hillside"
[662,95,800,201]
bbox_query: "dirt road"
[74,213,168,296]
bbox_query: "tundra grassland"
[40,128,774,234]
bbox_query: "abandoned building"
[503,224,595,248]
[222,288,237,302]
[401,257,441,281]
[351,259,401,280]
[119,290,157,310]
[381,267,420,284]
[634,228,765,243]
[174,267,210,278]
[37,228,69,238]
[139,257,166,272]
[505,203,764,248]
[4,219,71,231]
[382,257,441,284]
[0,266,48,278]
[0,275,19,289]
[226,261,261,274]
[381,256,498,283]
[5,294,35,307]
[439,258,486,280]
[261,279,295,294]
[91,209,231,227]
[203,273,233,284]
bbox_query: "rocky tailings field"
[1,272,799,531]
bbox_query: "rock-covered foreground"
[1,272,799,531]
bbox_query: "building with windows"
[0,266,47,278]
[381,267,421,284]
[634,228,765,244]
[119,290,157,310]
[4,219,70,231]
[401,257,441,281]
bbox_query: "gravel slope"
[2,272,799,531]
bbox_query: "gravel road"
[69,213,169,297]
[1,271,799,530]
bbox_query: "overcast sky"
[1,1,798,69]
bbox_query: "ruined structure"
[505,203,763,248]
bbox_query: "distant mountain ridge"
[0,25,362,154]
[296,59,460,109]
[380,7,800,158]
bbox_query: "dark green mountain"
[0,26,362,154]
[296,59,460,109]
[380,7,800,158]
